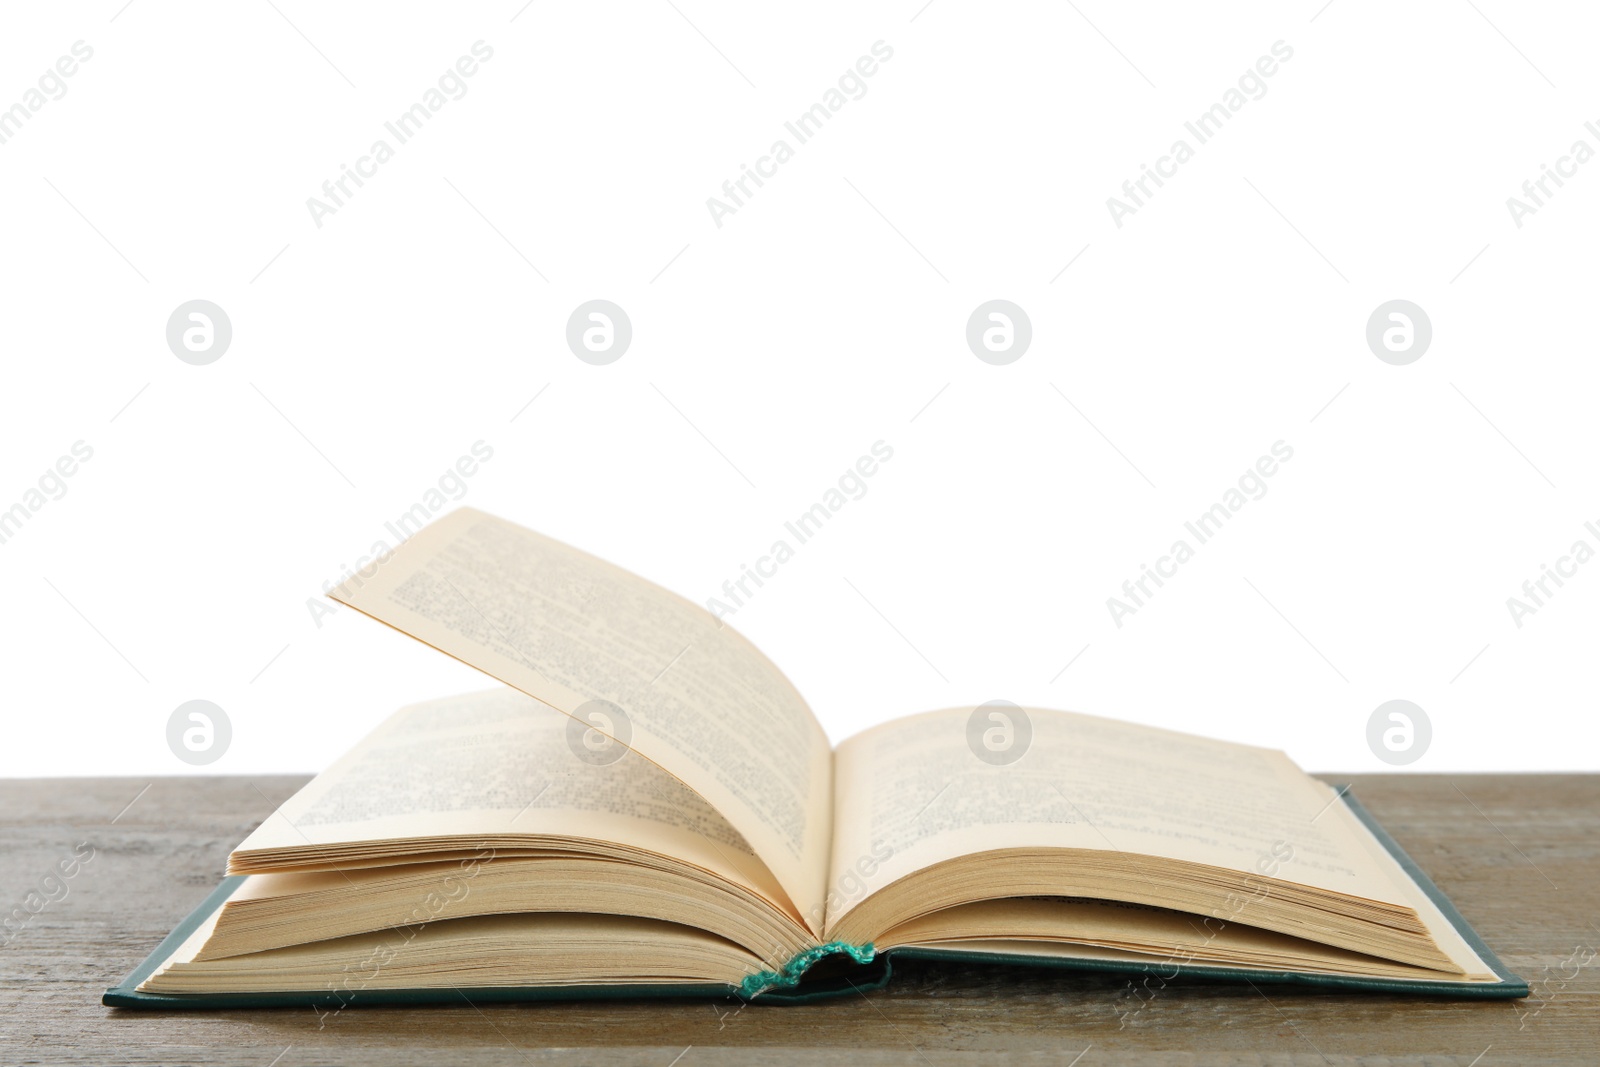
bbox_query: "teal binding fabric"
[739,942,876,998]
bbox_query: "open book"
[107,508,1525,1008]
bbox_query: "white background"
[1,0,1596,777]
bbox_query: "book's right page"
[826,706,1514,991]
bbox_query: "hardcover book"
[106,508,1525,1009]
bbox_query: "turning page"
[328,508,833,929]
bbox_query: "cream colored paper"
[231,688,786,905]
[828,706,1417,929]
[327,508,832,929]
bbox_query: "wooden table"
[2,774,1594,1066]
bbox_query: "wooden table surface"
[1,773,1595,1066]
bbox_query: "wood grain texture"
[1,773,1595,1066]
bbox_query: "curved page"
[828,706,1417,933]
[231,688,785,908]
[328,508,832,930]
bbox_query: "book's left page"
[328,508,834,934]
[229,688,790,915]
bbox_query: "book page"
[827,706,1416,931]
[327,508,832,930]
[231,688,788,908]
